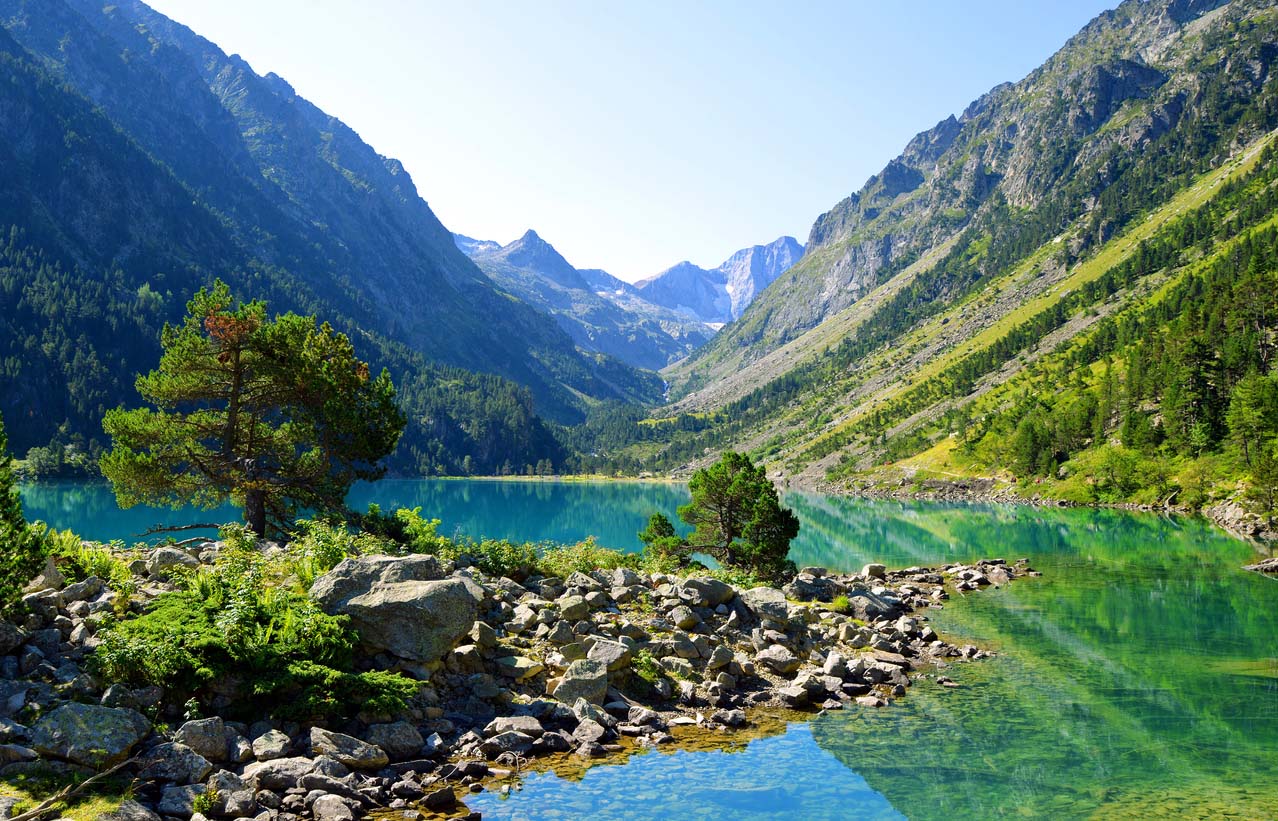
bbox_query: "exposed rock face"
[30,703,150,767]
[311,556,478,662]
[457,229,714,370]
[634,236,804,325]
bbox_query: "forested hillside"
[590,0,1278,514]
[0,0,661,475]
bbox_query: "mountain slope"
[635,236,803,325]
[0,0,664,469]
[666,0,1262,401]
[457,230,714,370]
[596,0,1278,505]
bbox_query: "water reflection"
[18,482,1278,818]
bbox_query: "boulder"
[23,556,64,593]
[552,659,608,705]
[479,731,535,758]
[680,577,735,607]
[311,794,355,821]
[556,595,589,621]
[483,716,544,738]
[30,703,150,767]
[861,563,887,580]
[96,800,162,821]
[137,742,212,784]
[756,644,801,674]
[783,574,847,603]
[206,770,256,817]
[157,783,205,817]
[363,722,424,761]
[174,717,228,762]
[251,729,291,761]
[586,640,632,672]
[146,547,199,578]
[243,756,318,790]
[312,557,477,662]
[495,655,544,680]
[0,623,24,656]
[309,727,388,770]
[739,587,788,623]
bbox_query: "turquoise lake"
[19,480,1278,819]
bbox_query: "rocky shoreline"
[0,542,1036,820]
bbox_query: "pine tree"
[101,282,405,536]
[677,451,799,580]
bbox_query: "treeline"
[954,219,1278,507]
[0,229,565,479]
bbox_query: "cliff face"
[458,231,714,370]
[670,0,1251,398]
[635,236,804,325]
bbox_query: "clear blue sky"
[147,1,1116,281]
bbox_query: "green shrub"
[287,518,389,588]
[450,537,539,579]
[538,536,638,579]
[51,536,136,595]
[393,507,450,554]
[829,594,851,614]
[93,525,415,719]
[0,415,50,613]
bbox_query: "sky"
[146,1,1116,281]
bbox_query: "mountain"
[456,231,713,370]
[593,0,1278,508]
[0,0,662,475]
[635,236,803,326]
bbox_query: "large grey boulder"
[680,577,735,607]
[756,644,801,674]
[739,587,789,623]
[137,742,212,784]
[243,756,318,790]
[363,721,423,761]
[174,717,228,762]
[309,727,388,770]
[146,547,199,579]
[311,556,478,662]
[30,703,150,767]
[552,659,608,705]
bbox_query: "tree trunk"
[245,488,266,538]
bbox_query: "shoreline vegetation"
[0,520,1032,821]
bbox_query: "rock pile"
[0,540,1034,820]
